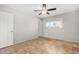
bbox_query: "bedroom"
[0,4,79,54]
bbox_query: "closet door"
[0,11,14,48]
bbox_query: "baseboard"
[40,36,79,43]
[14,36,39,45]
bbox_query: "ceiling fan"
[34,4,56,15]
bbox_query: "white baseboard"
[14,36,39,45]
[41,35,79,43]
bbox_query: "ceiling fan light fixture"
[34,4,56,15]
[42,10,47,14]
[41,4,49,15]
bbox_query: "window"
[46,20,63,29]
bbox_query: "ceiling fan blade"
[46,12,50,15]
[39,12,42,15]
[47,8,56,11]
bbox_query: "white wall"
[41,10,79,42]
[38,19,44,36]
[0,6,39,44]
[14,14,38,43]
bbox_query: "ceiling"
[0,4,79,18]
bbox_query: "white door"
[0,11,14,48]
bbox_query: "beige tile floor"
[0,36,79,54]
